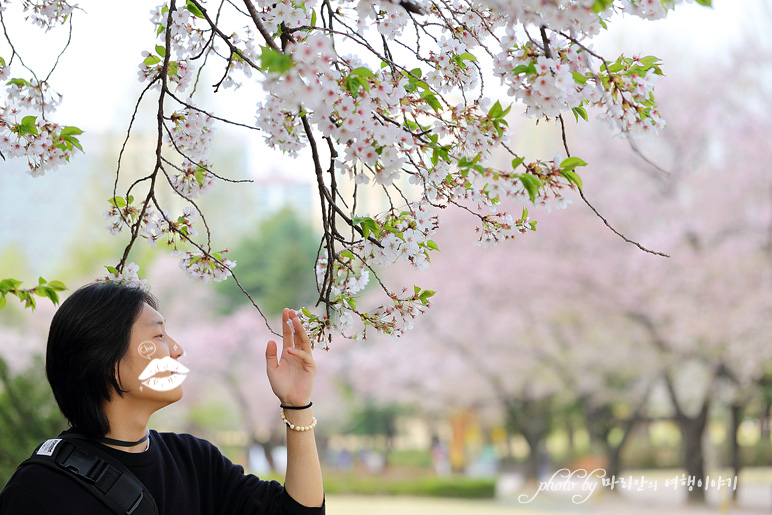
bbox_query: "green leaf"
[186,0,206,18]
[560,157,588,171]
[572,71,588,85]
[260,46,293,74]
[560,170,583,190]
[60,126,83,137]
[358,218,379,239]
[0,294,5,310]
[106,266,118,275]
[512,62,537,76]
[6,78,28,87]
[571,106,588,122]
[488,101,511,119]
[17,115,38,137]
[48,280,67,291]
[168,61,179,77]
[350,67,375,78]
[0,278,22,290]
[421,92,442,112]
[489,101,503,118]
[418,289,435,305]
[425,240,439,251]
[511,157,524,170]
[61,129,84,152]
[339,250,355,260]
[0,279,21,291]
[43,288,60,305]
[343,75,369,96]
[38,276,46,285]
[592,0,614,12]
[155,45,166,58]
[456,52,476,62]
[301,307,313,318]
[144,55,161,66]
[110,196,127,208]
[414,285,421,295]
[310,9,317,26]
[127,195,134,204]
[519,174,542,203]
[157,24,165,36]
[694,0,711,5]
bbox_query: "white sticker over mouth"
[139,356,190,391]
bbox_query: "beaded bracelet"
[280,408,318,432]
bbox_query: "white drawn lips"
[139,356,189,392]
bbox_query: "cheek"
[117,356,142,387]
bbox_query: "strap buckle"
[55,443,108,484]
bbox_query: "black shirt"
[0,430,325,515]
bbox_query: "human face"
[115,303,187,405]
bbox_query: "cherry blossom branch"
[117,1,179,273]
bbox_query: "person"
[0,281,325,514]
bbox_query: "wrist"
[280,408,316,432]
[280,401,313,410]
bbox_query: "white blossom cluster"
[351,0,411,39]
[0,113,73,176]
[361,203,440,271]
[0,77,76,176]
[426,37,480,94]
[315,255,371,299]
[171,249,236,283]
[140,205,200,248]
[1,3,81,177]
[166,102,216,198]
[97,262,149,291]
[494,38,600,118]
[12,0,76,31]
[150,5,207,59]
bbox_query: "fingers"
[281,308,292,353]
[286,347,317,372]
[265,340,279,371]
[287,309,313,354]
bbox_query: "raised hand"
[265,308,317,407]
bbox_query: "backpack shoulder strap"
[16,435,158,515]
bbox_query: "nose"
[170,337,185,359]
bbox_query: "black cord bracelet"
[280,402,313,410]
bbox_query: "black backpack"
[10,433,158,515]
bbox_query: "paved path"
[327,487,772,515]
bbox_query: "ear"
[112,358,129,398]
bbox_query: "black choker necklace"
[98,430,150,447]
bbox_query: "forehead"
[135,302,165,327]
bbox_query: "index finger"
[281,308,293,353]
[288,309,312,353]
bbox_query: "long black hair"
[46,282,158,437]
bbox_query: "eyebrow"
[147,319,166,327]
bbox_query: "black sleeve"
[195,436,325,515]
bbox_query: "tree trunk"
[761,399,771,443]
[677,403,709,504]
[730,403,742,502]
[606,442,622,480]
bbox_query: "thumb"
[266,340,279,371]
